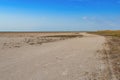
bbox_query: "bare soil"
[0,33,111,80]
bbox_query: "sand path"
[0,33,106,80]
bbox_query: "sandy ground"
[0,32,81,49]
[0,33,107,80]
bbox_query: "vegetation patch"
[89,30,120,79]
[107,37,120,79]
[1,34,83,49]
[89,30,120,37]
[46,35,83,38]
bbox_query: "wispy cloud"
[82,16,88,20]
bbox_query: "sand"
[0,33,108,80]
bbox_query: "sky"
[0,0,120,31]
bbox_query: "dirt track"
[0,33,108,80]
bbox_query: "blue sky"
[0,0,120,31]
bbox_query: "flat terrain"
[0,33,108,80]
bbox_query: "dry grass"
[89,30,120,37]
[89,30,120,79]
[107,37,120,79]
[0,32,83,49]
[0,32,80,37]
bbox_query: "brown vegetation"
[89,30,120,37]
[89,30,120,79]
[107,37,120,79]
[0,32,82,49]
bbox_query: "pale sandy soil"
[0,32,81,49]
[0,33,109,80]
